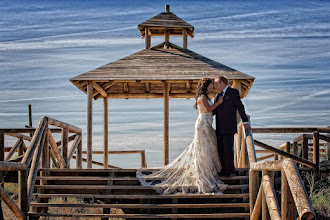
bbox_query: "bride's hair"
[194,78,213,109]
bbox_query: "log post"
[61,127,69,168]
[18,138,24,157]
[282,159,315,220]
[262,175,281,220]
[141,151,147,168]
[285,142,291,154]
[19,168,28,217]
[87,81,93,168]
[250,186,262,220]
[262,171,271,220]
[163,81,170,165]
[28,104,32,138]
[182,29,187,49]
[293,141,298,156]
[165,28,170,49]
[76,133,82,169]
[145,27,150,49]
[104,97,109,168]
[302,134,308,160]
[249,170,259,216]
[235,123,242,167]
[313,131,320,177]
[281,171,288,220]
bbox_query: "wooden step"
[28,212,250,219]
[34,193,250,199]
[30,202,250,209]
[36,175,248,181]
[39,168,249,173]
[34,184,249,190]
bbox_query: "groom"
[213,76,251,177]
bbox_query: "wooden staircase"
[28,168,250,219]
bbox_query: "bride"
[137,78,226,194]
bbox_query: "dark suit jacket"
[213,87,248,135]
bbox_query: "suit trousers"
[217,134,235,173]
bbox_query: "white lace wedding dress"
[137,100,227,194]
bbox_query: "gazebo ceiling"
[70,42,255,100]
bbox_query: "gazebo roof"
[137,11,194,38]
[70,42,254,100]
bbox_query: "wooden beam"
[164,82,170,165]
[182,29,187,49]
[93,82,107,97]
[87,81,93,168]
[164,28,170,49]
[145,27,150,49]
[104,97,109,168]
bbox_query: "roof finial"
[165,5,170,13]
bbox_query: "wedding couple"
[137,76,250,194]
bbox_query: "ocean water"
[1,0,329,168]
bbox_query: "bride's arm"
[198,95,223,112]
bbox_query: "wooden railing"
[0,116,83,218]
[235,124,330,170]
[0,162,28,220]
[239,118,317,220]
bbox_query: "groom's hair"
[216,76,228,85]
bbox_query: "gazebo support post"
[87,81,93,168]
[164,82,170,165]
[182,29,187,49]
[104,97,109,168]
[165,28,170,49]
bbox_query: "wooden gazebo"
[70,5,255,168]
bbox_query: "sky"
[1,0,329,167]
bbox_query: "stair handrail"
[242,116,316,220]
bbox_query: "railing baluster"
[313,131,320,177]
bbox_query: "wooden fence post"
[313,131,320,177]
[262,171,271,220]
[19,169,28,217]
[281,171,288,220]
[76,133,83,169]
[285,142,291,154]
[62,127,69,168]
[302,135,308,161]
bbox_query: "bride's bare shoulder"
[197,95,206,104]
